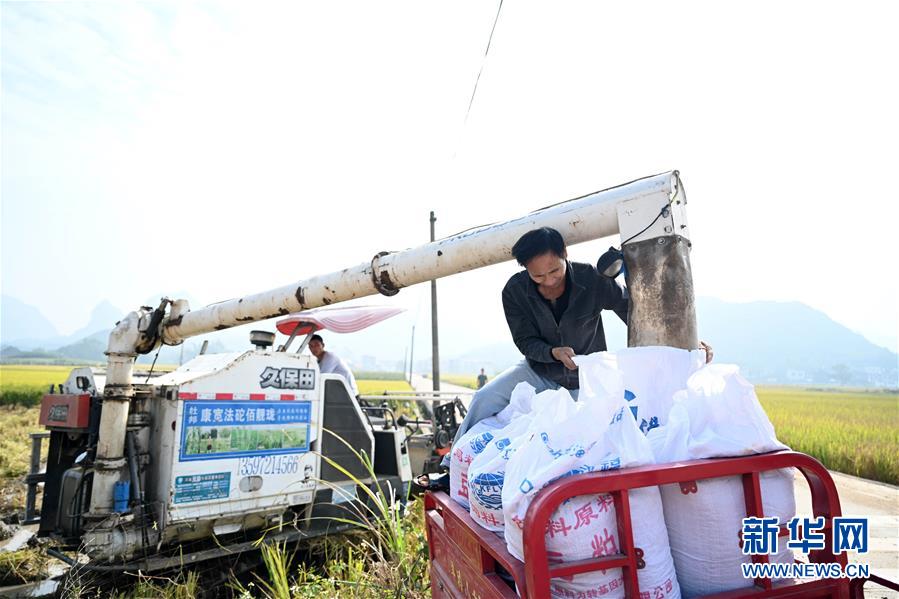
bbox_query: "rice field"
[755,387,898,484]
[0,365,895,484]
[441,374,479,390]
[0,364,76,406]
[356,379,414,395]
[380,377,899,483]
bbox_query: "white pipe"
[162,172,675,344]
[91,171,676,519]
[90,310,146,514]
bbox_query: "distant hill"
[0,293,233,365]
[55,330,108,361]
[0,294,59,343]
[693,297,896,387]
[441,297,897,388]
[66,300,124,341]
[1,294,896,387]
[1,297,123,350]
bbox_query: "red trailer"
[425,450,898,599]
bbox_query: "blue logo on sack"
[471,472,504,509]
[540,432,588,458]
[624,390,643,422]
[623,390,659,433]
[469,432,495,454]
[599,457,621,471]
[640,416,660,433]
[547,464,596,486]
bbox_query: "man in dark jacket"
[451,227,628,444]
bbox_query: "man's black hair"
[511,227,567,266]
[310,334,324,344]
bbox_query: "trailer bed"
[425,451,897,598]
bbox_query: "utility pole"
[408,325,415,384]
[430,211,441,391]
[402,346,408,382]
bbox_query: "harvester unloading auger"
[33,171,693,567]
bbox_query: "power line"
[462,0,504,127]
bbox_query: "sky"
[2,1,897,357]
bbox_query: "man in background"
[308,334,359,397]
[477,368,488,389]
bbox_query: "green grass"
[756,386,899,484]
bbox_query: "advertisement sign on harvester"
[174,472,231,504]
[179,400,312,461]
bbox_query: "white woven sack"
[647,364,794,597]
[468,401,538,531]
[529,487,679,599]
[450,383,536,508]
[660,470,795,598]
[607,347,705,435]
[450,421,499,509]
[653,364,788,460]
[503,354,680,599]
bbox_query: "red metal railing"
[521,450,846,598]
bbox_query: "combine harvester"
[26,171,895,596]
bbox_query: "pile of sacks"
[449,347,794,599]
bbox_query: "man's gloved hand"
[700,341,714,363]
[551,346,578,370]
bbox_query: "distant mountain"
[693,297,897,387]
[0,345,63,360]
[443,297,897,388]
[1,297,123,350]
[1,294,59,344]
[53,329,231,365]
[66,300,124,341]
[0,294,239,365]
[56,330,108,362]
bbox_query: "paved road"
[794,470,898,597]
[418,375,898,595]
[409,374,474,405]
